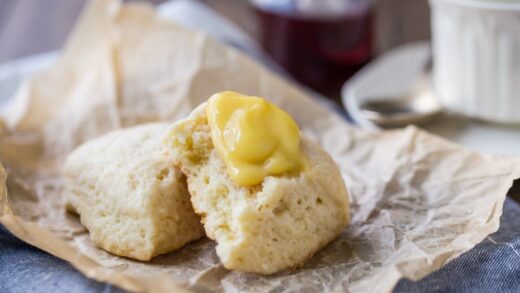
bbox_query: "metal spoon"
[359,58,443,128]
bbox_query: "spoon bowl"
[357,54,443,129]
[360,84,443,128]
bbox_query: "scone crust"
[63,123,205,261]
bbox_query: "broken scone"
[165,91,350,274]
[63,123,205,261]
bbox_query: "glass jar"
[252,0,375,94]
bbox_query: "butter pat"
[206,91,303,186]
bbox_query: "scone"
[165,93,350,274]
[63,123,205,261]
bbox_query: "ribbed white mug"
[429,0,520,124]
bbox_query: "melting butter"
[206,91,303,186]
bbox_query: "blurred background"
[0,0,430,94]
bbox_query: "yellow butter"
[206,91,303,186]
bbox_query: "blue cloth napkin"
[396,196,520,292]
[0,224,121,293]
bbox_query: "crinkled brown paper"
[0,0,519,292]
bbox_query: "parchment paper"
[1,0,519,292]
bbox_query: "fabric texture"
[395,196,520,292]
[2,198,520,292]
[0,225,123,293]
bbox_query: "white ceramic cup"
[429,0,520,124]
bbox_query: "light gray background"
[0,0,431,63]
